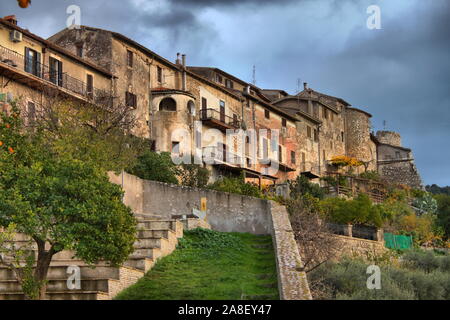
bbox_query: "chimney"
[303,82,308,90]
[175,52,181,65]
[4,15,18,25]
[181,54,187,91]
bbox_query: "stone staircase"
[0,215,184,300]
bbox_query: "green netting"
[384,233,413,250]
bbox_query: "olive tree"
[0,103,137,299]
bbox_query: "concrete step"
[134,213,164,221]
[0,291,110,300]
[124,258,155,272]
[129,248,161,260]
[0,265,121,281]
[137,220,183,239]
[0,278,116,293]
[137,229,172,240]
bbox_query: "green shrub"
[127,151,179,184]
[178,159,210,188]
[359,171,381,181]
[207,176,264,198]
[309,253,450,300]
[289,175,325,200]
[319,194,384,227]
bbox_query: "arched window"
[187,100,196,116]
[159,97,177,111]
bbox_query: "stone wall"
[268,202,312,300]
[109,172,312,300]
[109,171,272,234]
[331,234,387,258]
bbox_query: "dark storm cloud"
[167,0,299,7]
[0,0,448,185]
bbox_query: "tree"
[288,195,342,273]
[289,175,325,200]
[128,151,180,185]
[26,93,146,173]
[178,158,210,188]
[0,104,137,299]
[435,194,450,240]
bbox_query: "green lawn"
[115,228,279,300]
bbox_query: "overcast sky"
[2,0,449,186]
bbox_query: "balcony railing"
[200,108,240,130]
[0,45,110,103]
[203,146,243,167]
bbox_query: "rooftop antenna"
[252,65,256,86]
[296,78,302,94]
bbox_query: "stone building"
[375,131,423,189]
[0,16,113,122]
[49,27,300,186]
[0,15,422,189]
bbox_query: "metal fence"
[384,233,413,250]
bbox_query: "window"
[330,141,333,149]
[262,138,269,159]
[279,145,283,163]
[126,91,137,108]
[396,151,401,159]
[323,107,328,120]
[215,74,223,83]
[282,118,287,127]
[86,74,94,99]
[150,140,156,152]
[76,45,83,58]
[341,131,345,142]
[265,109,270,119]
[49,57,63,86]
[187,100,196,115]
[127,50,133,67]
[246,158,251,168]
[331,112,334,122]
[159,97,176,111]
[314,129,318,142]
[196,130,202,149]
[172,141,180,155]
[307,126,312,138]
[27,101,36,125]
[24,47,41,77]
[157,66,163,83]
[291,151,296,165]
[225,79,234,89]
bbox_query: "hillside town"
[0,7,448,304]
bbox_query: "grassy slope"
[115,229,279,300]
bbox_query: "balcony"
[0,45,111,104]
[203,145,243,167]
[299,162,321,179]
[203,146,278,182]
[200,108,240,131]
